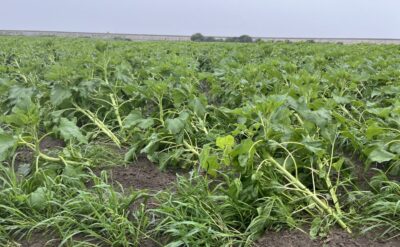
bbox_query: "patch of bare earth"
[255,228,400,247]
[104,156,180,192]
[17,232,59,247]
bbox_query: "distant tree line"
[191,33,254,43]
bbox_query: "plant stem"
[74,103,121,148]
[267,157,351,233]
[109,93,123,129]
[183,140,199,156]
[158,96,164,126]
[326,136,343,216]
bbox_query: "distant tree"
[224,35,253,43]
[203,36,216,42]
[192,33,253,43]
[237,35,253,43]
[224,37,236,42]
[191,33,205,42]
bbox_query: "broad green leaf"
[28,187,49,210]
[231,139,255,168]
[367,107,392,118]
[366,122,384,140]
[137,118,154,129]
[0,133,16,161]
[57,118,87,144]
[17,163,31,177]
[140,133,159,156]
[2,97,39,126]
[310,217,323,239]
[124,146,138,162]
[216,135,235,149]
[332,158,345,172]
[165,118,185,134]
[50,85,72,106]
[123,110,142,129]
[190,97,207,117]
[231,139,254,157]
[301,136,325,157]
[7,86,34,106]
[332,94,351,104]
[199,145,220,176]
[369,148,396,163]
[389,142,400,154]
[123,110,154,130]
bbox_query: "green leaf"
[165,118,185,134]
[17,163,31,177]
[50,85,72,106]
[190,97,207,117]
[123,110,154,130]
[367,107,392,118]
[332,158,345,172]
[301,136,325,157]
[216,135,235,150]
[124,146,138,162]
[137,118,154,129]
[140,133,159,156]
[123,110,142,129]
[2,97,39,127]
[0,133,16,161]
[231,139,255,168]
[369,148,396,163]
[56,118,87,144]
[7,86,34,106]
[332,94,351,104]
[199,145,219,176]
[28,187,49,211]
[310,217,322,239]
[389,142,400,154]
[366,122,384,140]
[165,240,185,247]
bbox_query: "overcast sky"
[1,0,399,38]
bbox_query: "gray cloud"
[0,0,399,38]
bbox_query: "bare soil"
[14,136,65,166]
[255,228,400,247]
[103,156,180,192]
[17,232,59,247]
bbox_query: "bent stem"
[109,93,123,129]
[18,136,83,166]
[325,136,343,216]
[74,103,121,148]
[266,156,351,233]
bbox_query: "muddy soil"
[14,136,65,166]
[17,232,59,247]
[101,156,180,192]
[344,151,400,190]
[255,228,400,247]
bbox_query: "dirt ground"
[16,232,59,247]
[20,228,400,247]
[102,156,179,192]
[255,228,400,247]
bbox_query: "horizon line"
[1,29,400,41]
